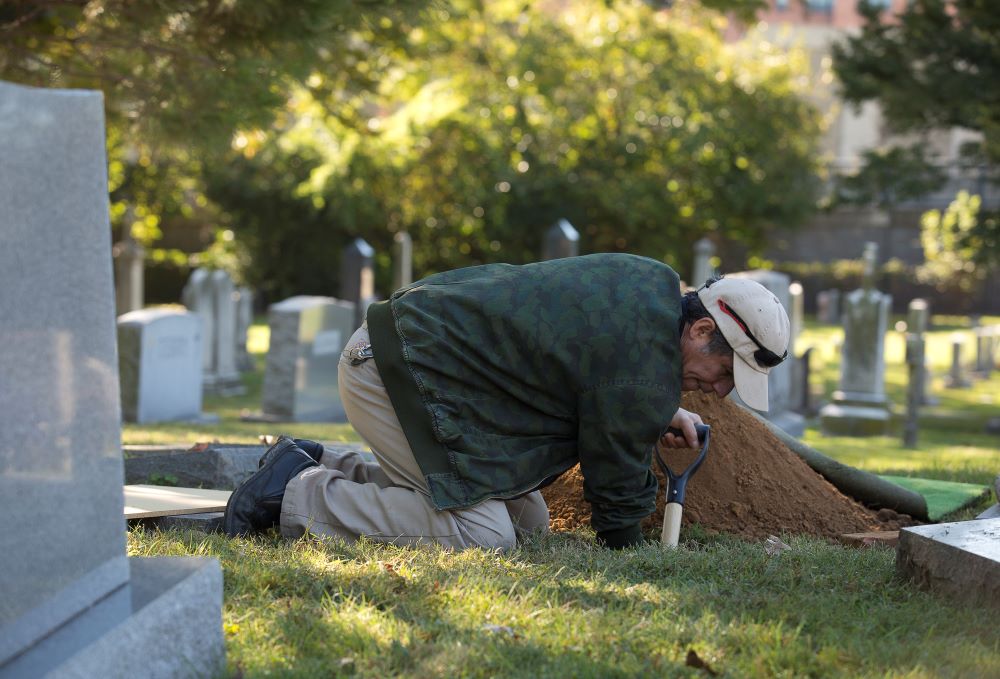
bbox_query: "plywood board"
[124,484,231,519]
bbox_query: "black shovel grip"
[654,424,711,506]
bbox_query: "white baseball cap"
[697,277,790,411]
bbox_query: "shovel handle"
[661,502,684,547]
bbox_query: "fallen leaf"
[481,624,519,639]
[685,649,718,676]
[764,535,791,555]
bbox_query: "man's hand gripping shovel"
[654,424,711,548]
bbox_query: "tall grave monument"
[0,81,222,676]
[820,242,893,435]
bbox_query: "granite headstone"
[118,308,203,423]
[261,295,356,421]
[0,80,223,677]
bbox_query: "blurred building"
[725,0,998,312]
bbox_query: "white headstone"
[182,267,217,388]
[261,295,356,421]
[0,80,222,677]
[118,308,203,423]
[730,270,804,436]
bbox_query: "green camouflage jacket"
[367,253,683,547]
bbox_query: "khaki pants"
[280,326,549,550]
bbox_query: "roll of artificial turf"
[748,410,930,521]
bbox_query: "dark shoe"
[258,435,324,468]
[224,439,318,536]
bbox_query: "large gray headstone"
[729,270,804,436]
[117,308,202,423]
[0,81,222,677]
[820,242,893,436]
[181,267,217,389]
[261,295,356,421]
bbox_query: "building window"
[805,0,834,12]
[775,0,790,10]
[859,0,892,9]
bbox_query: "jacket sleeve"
[576,381,678,548]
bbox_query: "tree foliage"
[832,0,1000,269]
[1,0,422,253]
[208,0,822,300]
[918,191,998,291]
[0,0,419,146]
[833,0,1000,163]
[831,144,945,210]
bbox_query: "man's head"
[679,275,790,411]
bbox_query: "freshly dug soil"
[543,392,916,540]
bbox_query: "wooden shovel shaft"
[661,502,683,547]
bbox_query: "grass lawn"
[125,315,1000,677]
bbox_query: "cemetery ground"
[124,316,1000,677]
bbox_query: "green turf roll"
[747,410,930,521]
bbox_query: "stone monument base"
[819,401,892,436]
[4,557,224,677]
[896,518,1000,609]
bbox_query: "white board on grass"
[123,485,231,519]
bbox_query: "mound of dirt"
[542,392,914,540]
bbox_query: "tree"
[0,0,420,146]
[832,0,1000,266]
[831,144,945,210]
[833,0,1000,164]
[207,0,823,298]
[918,191,998,291]
[1,0,423,265]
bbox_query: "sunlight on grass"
[127,528,1000,678]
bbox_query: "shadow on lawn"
[208,528,999,677]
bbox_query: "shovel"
[654,424,711,547]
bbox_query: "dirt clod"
[542,392,915,540]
